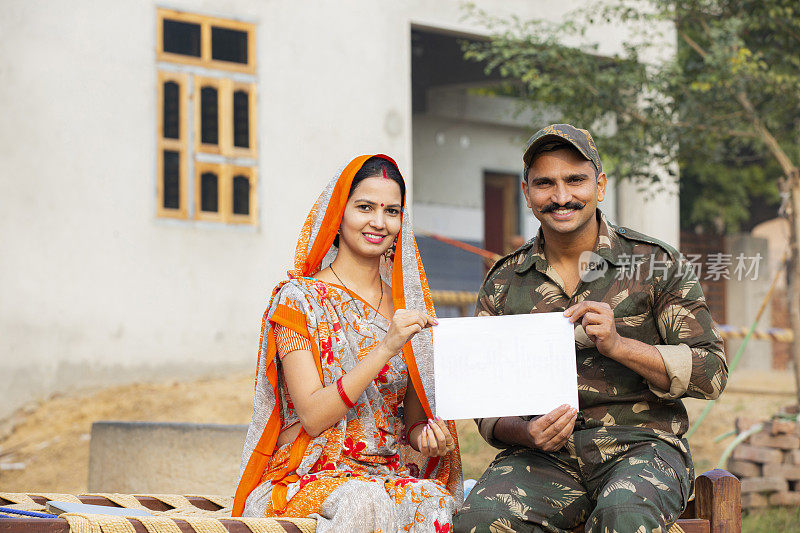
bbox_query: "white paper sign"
[432,313,578,420]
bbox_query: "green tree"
[462,0,800,398]
[679,133,782,234]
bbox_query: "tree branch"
[735,91,798,177]
[678,23,797,175]
[776,17,800,47]
[674,122,755,137]
[699,18,713,40]
[678,29,709,59]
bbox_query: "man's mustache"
[541,201,586,214]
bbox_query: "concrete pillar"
[725,234,771,371]
[616,177,680,248]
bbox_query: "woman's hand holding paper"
[380,309,438,356]
[415,417,456,457]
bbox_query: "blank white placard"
[432,313,578,420]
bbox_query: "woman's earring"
[384,241,396,261]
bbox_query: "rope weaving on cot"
[55,513,317,533]
[87,493,151,512]
[2,493,682,533]
[180,516,229,533]
[89,494,233,517]
[63,514,134,533]
[0,493,316,533]
[185,495,233,509]
[0,493,39,513]
[130,516,184,533]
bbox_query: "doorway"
[483,172,521,256]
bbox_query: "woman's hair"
[333,157,405,247]
[350,156,405,206]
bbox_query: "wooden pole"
[787,170,800,405]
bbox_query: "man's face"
[522,148,606,237]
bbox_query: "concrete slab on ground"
[88,421,247,494]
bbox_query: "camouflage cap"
[523,123,603,177]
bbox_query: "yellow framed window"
[156,9,255,74]
[157,71,188,218]
[193,77,257,159]
[229,166,258,224]
[194,162,225,223]
[156,8,257,225]
[193,164,258,224]
[230,81,257,159]
[195,76,223,156]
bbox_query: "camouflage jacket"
[476,212,728,448]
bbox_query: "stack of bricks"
[727,406,800,509]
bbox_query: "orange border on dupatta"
[232,154,440,516]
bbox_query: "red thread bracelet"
[336,377,356,408]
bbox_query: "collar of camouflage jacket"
[514,209,627,275]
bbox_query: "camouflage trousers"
[454,427,693,533]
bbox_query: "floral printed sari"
[233,155,462,533]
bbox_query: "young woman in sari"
[233,155,463,532]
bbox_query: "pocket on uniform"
[652,447,693,517]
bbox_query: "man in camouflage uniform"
[453,124,728,533]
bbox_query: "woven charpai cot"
[0,493,686,533]
[0,493,316,533]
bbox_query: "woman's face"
[338,176,403,260]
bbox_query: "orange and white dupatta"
[232,154,463,517]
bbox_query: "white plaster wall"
[616,177,680,247]
[0,0,416,417]
[413,115,525,210]
[412,114,619,243]
[412,114,524,242]
[413,204,484,242]
[0,0,675,418]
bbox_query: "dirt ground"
[0,369,796,493]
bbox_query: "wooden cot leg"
[694,469,741,533]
